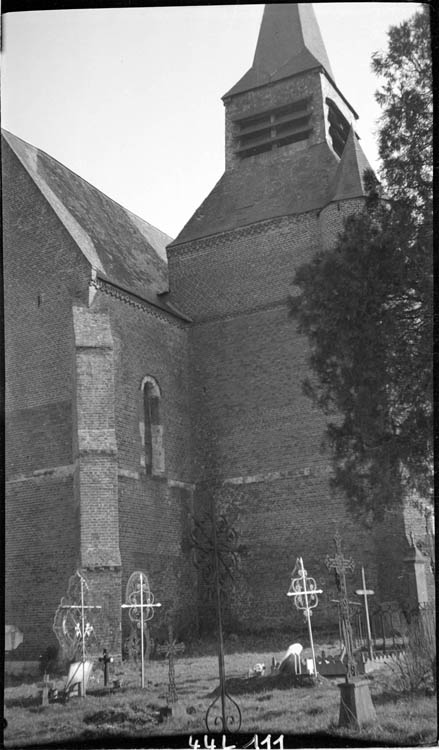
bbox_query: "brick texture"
[166,57,432,632]
[175,220,380,629]
[91,289,197,642]
[3,138,197,658]
[3,139,89,659]
[4,30,433,658]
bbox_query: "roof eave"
[222,67,358,121]
[95,272,192,323]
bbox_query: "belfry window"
[326,98,350,158]
[234,97,313,159]
[140,376,165,477]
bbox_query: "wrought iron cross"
[53,570,102,697]
[190,495,242,733]
[98,648,114,687]
[325,531,357,680]
[287,557,322,676]
[157,621,185,704]
[121,571,161,688]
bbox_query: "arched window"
[140,376,165,477]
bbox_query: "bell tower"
[169,3,372,252]
[223,3,358,172]
[167,4,378,631]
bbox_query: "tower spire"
[224,3,334,99]
[330,126,374,202]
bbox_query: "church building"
[4,4,433,664]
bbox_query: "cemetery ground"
[4,634,437,748]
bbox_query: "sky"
[1,3,423,239]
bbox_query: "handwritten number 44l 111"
[188,735,284,749]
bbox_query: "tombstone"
[316,652,347,678]
[40,678,50,707]
[270,656,280,673]
[279,643,303,675]
[5,625,23,652]
[64,659,94,698]
[305,658,316,676]
[404,536,429,609]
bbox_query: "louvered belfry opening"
[235,96,313,158]
[326,97,351,158]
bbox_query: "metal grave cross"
[53,570,102,697]
[355,566,375,659]
[325,531,356,679]
[330,597,361,657]
[98,648,114,687]
[157,621,185,704]
[287,557,323,676]
[190,495,242,733]
[121,571,161,688]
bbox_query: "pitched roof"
[170,141,339,246]
[2,129,173,306]
[224,3,334,99]
[329,126,374,202]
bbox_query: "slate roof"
[2,130,173,308]
[224,3,334,99]
[329,126,374,202]
[171,1,373,248]
[170,133,375,247]
[170,141,340,246]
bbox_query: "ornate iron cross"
[157,621,185,704]
[325,531,357,680]
[190,495,242,733]
[190,504,240,603]
[121,571,161,688]
[53,570,102,697]
[287,557,322,676]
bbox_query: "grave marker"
[355,566,374,659]
[190,496,242,732]
[98,648,114,687]
[53,570,102,697]
[287,557,322,676]
[157,620,185,704]
[121,571,161,688]
[325,531,356,680]
[326,532,376,728]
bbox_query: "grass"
[4,642,437,748]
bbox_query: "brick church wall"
[319,198,366,250]
[4,135,197,656]
[168,213,321,321]
[3,140,90,659]
[91,290,197,639]
[169,212,379,633]
[189,306,378,631]
[5,0,432,654]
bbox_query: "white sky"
[1,3,423,238]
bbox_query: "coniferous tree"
[291,8,432,520]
